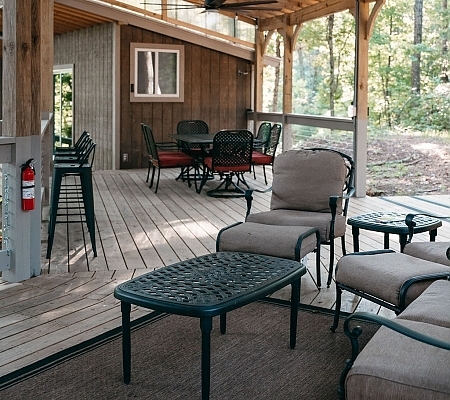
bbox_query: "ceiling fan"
[141,0,280,12]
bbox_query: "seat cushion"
[345,319,450,400]
[217,222,318,261]
[398,280,450,328]
[246,209,346,241]
[270,150,347,213]
[404,241,450,266]
[336,252,450,307]
[157,151,195,168]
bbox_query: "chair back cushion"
[271,149,347,213]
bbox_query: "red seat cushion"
[156,151,195,168]
[252,151,273,165]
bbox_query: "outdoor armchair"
[338,280,450,400]
[244,148,355,287]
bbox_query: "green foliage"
[262,0,450,134]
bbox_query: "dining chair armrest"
[245,187,273,218]
[155,142,179,150]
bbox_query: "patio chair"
[403,213,450,266]
[330,245,450,332]
[198,129,253,197]
[175,120,209,182]
[252,123,282,184]
[141,123,197,194]
[243,148,355,287]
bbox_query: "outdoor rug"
[0,300,378,400]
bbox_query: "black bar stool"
[46,141,97,259]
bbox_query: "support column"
[252,28,265,129]
[2,0,43,282]
[354,0,369,197]
[282,21,294,151]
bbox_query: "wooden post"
[282,20,294,151]
[2,0,43,282]
[354,0,369,197]
[252,28,265,129]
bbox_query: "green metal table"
[114,251,306,400]
[347,211,442,252]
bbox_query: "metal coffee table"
[114,252,306,400]
[348,211,442,252]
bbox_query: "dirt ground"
[304,132,450,196]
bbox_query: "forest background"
[262,0,450,196]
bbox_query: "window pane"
[137,51,156,94]
[158,52,178,94]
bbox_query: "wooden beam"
[366,0,386,39]
[289,0,355,25]
[354,0,369,197]
[282,19,294,150]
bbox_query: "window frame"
[130,43,185,102]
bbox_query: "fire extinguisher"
[21,159,35,211]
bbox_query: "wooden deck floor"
[1,167,449,379]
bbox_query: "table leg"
[429,228,438,242]
[290,278,300,349]
[384,232,390,249]
[121,301,132,384]
[352,226,360,252]
[399,234,407,252]
[220,313,227,334]
[200,317,213,400]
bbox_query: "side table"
[114,252,306,400]
[347,211,442,252]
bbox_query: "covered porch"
[1,166,449,378]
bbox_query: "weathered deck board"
[0,167,448,380]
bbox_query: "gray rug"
[0,301,378,399]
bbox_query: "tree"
[412,0,424,93]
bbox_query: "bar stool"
[46,141,97,259]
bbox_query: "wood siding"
[54,23,115,170]
[120,25,253,169]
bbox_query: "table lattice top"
[114,252,305,317]
[348,211,442,233]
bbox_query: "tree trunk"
[442,0,449,82]
[272,35,281,112]
[327,15,335,116]
[412,0,423,93]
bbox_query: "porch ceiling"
[0,0,360,38]
[0,3,115,36]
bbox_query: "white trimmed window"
[130,43,184,102]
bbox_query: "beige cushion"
[270,149,346,213]
[398,280,450,328]
[404,241,450,266]
[346,319,450,400]
[217,222,318,261]
[246,209,346,242]
[336,252,450,307]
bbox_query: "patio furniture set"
[115,146,450,399]
[141,120,281,197]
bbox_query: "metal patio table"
[114,251,306,400]
[347,211,442,252]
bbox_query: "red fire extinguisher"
[21,159,35,211]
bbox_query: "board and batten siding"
[54,23,115,170]
[120,25,253,170]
